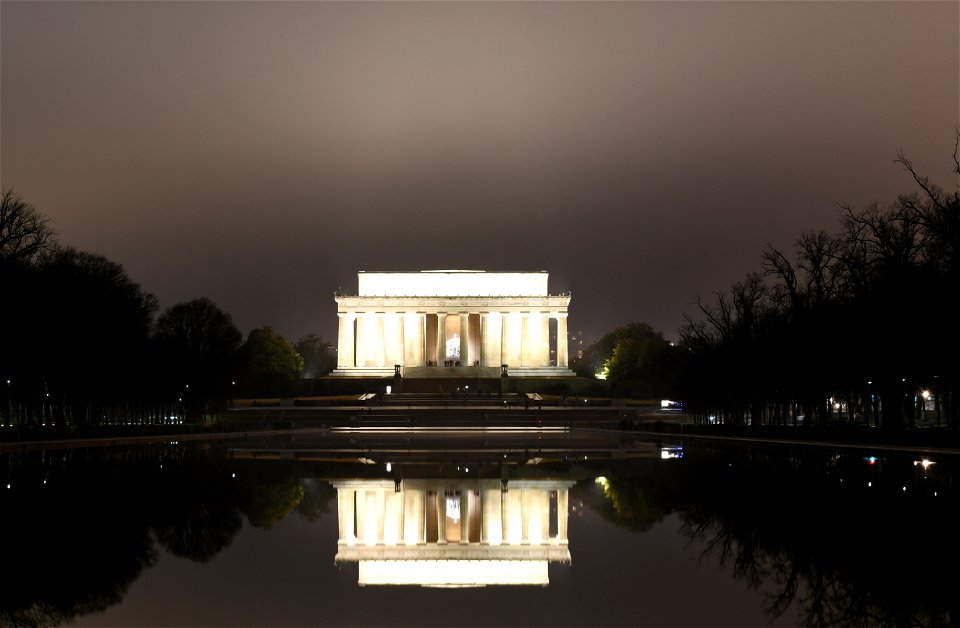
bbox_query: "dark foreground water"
[2,435,958,627]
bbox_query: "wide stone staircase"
[377,391,528,407]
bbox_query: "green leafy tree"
[237,327,303,396]
[578,322,680,398]
[294,333,337,378]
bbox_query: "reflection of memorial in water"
[332,477,573,586]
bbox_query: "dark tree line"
[678,137,960,429]
[0,190,334,430]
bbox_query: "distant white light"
[386,462,392,472]
[661,447,683,459]
[386,385,392,394]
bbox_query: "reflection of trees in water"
[584,446,960,627]
[235,471,304,530]
[0,451,336,626]
[296,478,337,522]
[571,459,674,533]
[149,461,245,563]
[0,463,157,627]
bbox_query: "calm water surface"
[3,436,957,627]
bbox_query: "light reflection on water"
[2,440,958,626]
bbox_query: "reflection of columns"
[558,489,569,543]
[403,489,424,545]
[482,488,502,544]
[557,314,568,368]
[375,489,386,544]
[460,490,471,544]
[337,313,356,368]
[460,314,469,365]
[436,313,446,363]
[338,488,356,544]
[537,490,549,544]
[521,488,531,542]
[384,491,402,545]
[437,492,447,544]
[504,489,522,545]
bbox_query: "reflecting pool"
[2,435,958,626]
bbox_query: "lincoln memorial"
[333,270,574,377]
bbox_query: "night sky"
[2,1,957,345]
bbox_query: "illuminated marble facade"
[333,271,573,377]
[332,478,573,587]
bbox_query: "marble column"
[337,313,356,369]
[403,313,424,366]
[539,314,550,367]
[383,313,402,367]
[375,315,386,368]
[557,314,569,368]
[355,315,367,367]
[459,314,469,365]
[504,312,524,368]
[482,313,500,367]
[436,313,446,364]
[520,314,531,367]
[500,313,509,367]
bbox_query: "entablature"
[335,295,571,314]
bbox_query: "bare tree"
[0,189,55,264]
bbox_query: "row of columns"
[337,312,568,369]
[336,484,569,547]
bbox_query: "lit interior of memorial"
[333,478,573,587]
[333,271,574,377]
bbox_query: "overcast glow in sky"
[2,1,957,344]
